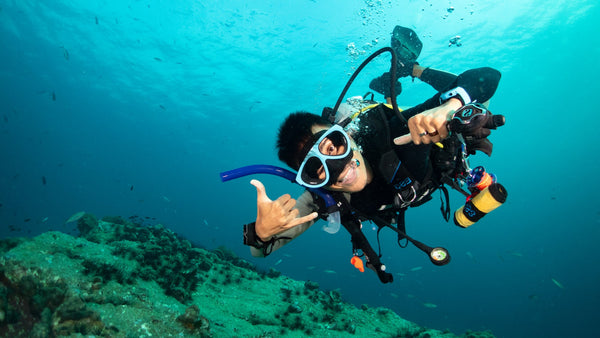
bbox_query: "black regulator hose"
[370,215,451,266]
[330,47,407,125]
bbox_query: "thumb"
[250,179,271,203]
[393,133,413,146]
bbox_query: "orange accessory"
[351,256,364,272]
[475,171,493,191]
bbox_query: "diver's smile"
[337,159,359,185]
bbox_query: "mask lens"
[318,131,347,156]
[300,156,326,185]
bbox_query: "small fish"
[323,270,337,274]
[61,47,69,60]
[510,251,523,257]
[306,266,316,270]
[423,302,438,308]
[551,278,564,289]
[130,185,134,191]
[274,259,282,266]
[162,195,171,202]
[24,218,31,222]
[3,115,7,123]
[42,176,47,185]
[66,211,86,223]
[390,293,399,298]
[41,217,48,222]
[410,266,423,272]
[95,16,98,24]
[159,105,166,110]
[51,91,56,101]
[203,219,208,226]
[154,57,162,62]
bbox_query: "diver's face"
[310,125,371,192]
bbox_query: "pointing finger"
[394,133,413,145]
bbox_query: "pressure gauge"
[430,247,450,266]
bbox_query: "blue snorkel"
[219,165,342,234]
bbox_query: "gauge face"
[430,247,450,265]
[431,248,447,261]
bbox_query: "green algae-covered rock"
[0,219,496,337]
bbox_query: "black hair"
[276,111,332,170]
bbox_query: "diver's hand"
[393,98,462,145]
[250,179,318,241]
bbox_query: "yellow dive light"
[454,182,507,228]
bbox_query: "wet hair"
[276,111,332,170]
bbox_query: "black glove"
[448,103,505,156]
[395,59,418,78]
[369,72,402,98]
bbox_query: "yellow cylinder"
[454,183,507,228]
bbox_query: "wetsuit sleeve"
[400,67,501,121]
[420,68,457,92]
[249,190,319,257]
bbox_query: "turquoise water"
[1,1,599,337]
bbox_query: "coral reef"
[0,213,496,337]
[78,214,207,303]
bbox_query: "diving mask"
[296,125,354,188]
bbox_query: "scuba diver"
[221,26,507,283]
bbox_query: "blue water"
[1,1,599,337]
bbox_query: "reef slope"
[0,215,494,337]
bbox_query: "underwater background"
[1,0,598,337]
